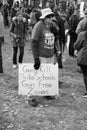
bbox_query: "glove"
[34,58,40,70]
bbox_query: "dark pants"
[80,65,87,91]
[58,40,64,68]
[13,46,24,65]
[0,43,3,73]
[69,32,77,57]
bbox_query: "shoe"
[13,64,18,69]
[28,99,38,107]
[44,96,55,100]
[82,93,87,98]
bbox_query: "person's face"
[45,14,54,24]
[17,15,23,22]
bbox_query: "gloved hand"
[34,58,40,70]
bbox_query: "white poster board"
[18,63,59,96]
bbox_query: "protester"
[3,1,10,26]
[31,8,59,69]
[29,8,42,27]
[74,28,87,97]
[28,8,41,41]
[0,11,4,73]
[68,8,80,57]
[9,14,27,69]
[10,1,20,21]
[30,8,59,106]
[53,6,65,69]
[76,8,87,35]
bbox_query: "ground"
[0,27,87,130]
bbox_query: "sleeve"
[31,23,41,59]
[75,21,82,35]
[9,22,15,33]
[74,33,83,51]
[31,23,41,41]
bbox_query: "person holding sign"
[31,8,59,70]
[30,8,59,106]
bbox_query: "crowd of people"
[0,0,87,106]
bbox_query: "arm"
[74,33,83,51]
[31,39,39,59]
[31,23,41,70]
[75,21,82,35]
[9,22,16,37]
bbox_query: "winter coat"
[76,17,87,35]
[9,20,27,47]
[74,31,87,66]
[54,13,65,44]
[69,14,80,34]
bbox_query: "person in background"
[29,8,42,27]
[28,8,41,39]
[3,1,9,26]
[68,8,80,57]
[76,8,87,35]
[53,6,65,69]
[75,8,87,73]
[74,26,87,97]
[0,11,4,73]
[9,14,27,69]
[7,0,14,14]
[30,8,59,106]
[10,1,20,22]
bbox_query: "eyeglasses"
[46,14,54,18]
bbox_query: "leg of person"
[58,40,63,69]
[69,34,74,57]
[0,43,3,73]
[18,46,24,64]
[40,56,57,100]
[80,65,87,97]
[58,53,63,69]
[13,47,18,69]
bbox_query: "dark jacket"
[54,12,65,43]
[9,20,27,47]
[74,31,87,66]
[69,13,80,34]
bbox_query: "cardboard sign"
[18,63,59,96]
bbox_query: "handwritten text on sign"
[18,63,59,96]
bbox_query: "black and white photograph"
[0,0,87,129]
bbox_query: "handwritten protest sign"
[18,63,59,96]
